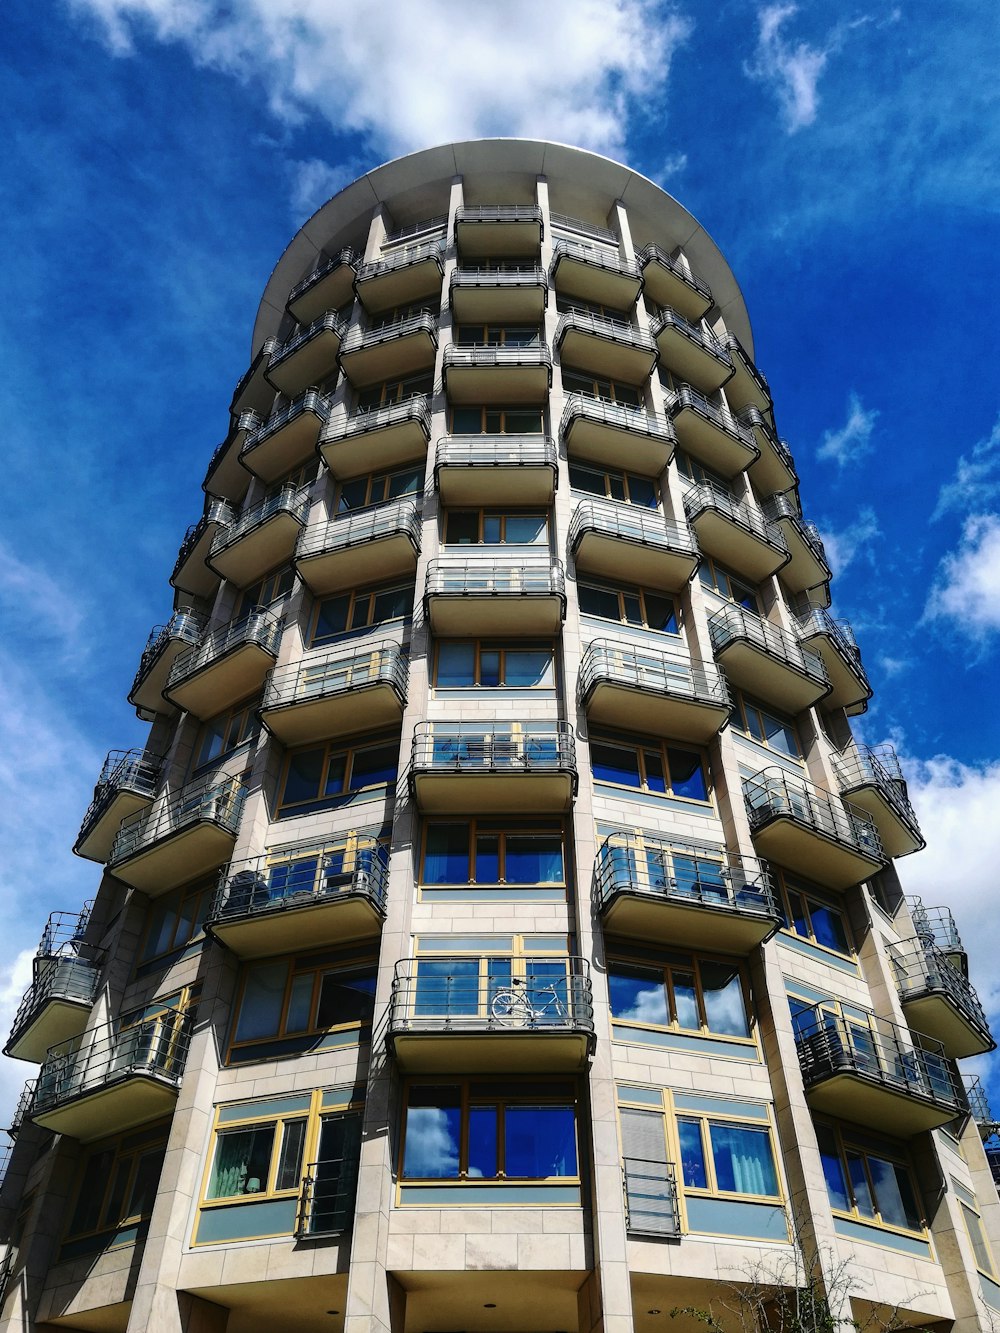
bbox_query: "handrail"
[295,1155,360,1237]
[133,610,206,690]
[211,841,389,924]
[33,1014,191,1116]
[269,310,347,366]
[383,214,448,246]
[906,898,965,954]
[637,243,713,303]
[580,638,730,709]
[556,308,656,352]
[561,393,674,442]
[167,608,280,686]
[78,749,161,843]
[450,265,547,287]
[263,641,407,710]
[738,407,797,475]
[623,1157,681,1236]
[8,956,101,1046]
[683,479,787,551]
[296,499,421,561]
[549,211,616,244]
[9,1081,36,1135]
[210,485,309,557]
[724,332,771,400]
[551,238,638,281]
[443,342,552,370]
[341,310,438,352]
[761,494,831,573]
[435,434,558,470]
[708,603,828,684]
[231,337,278,406]
[287,248,357,305]
[425,557,565,599]
[666,385,756,449]
[172,498,235,580]
[831,744,920,829]
[796,607,865,669]
[356,240,444,281]
[894,938,991,1037]
[329,396,431,441]
[110,775,247,867]
[388,955,593,1031]
[411,720,576,776]
[650,307,731,363]
[36,905,96,959]
[242,389,334,454]
[456,203,543,226]
[742,767,883,863]
[569,498,697,555]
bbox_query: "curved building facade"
[2,140,999,1333]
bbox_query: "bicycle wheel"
[491,988,534,1027]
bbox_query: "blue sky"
[1,0,999,1124]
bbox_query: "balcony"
[650,308,732,393]
[203,410,262,505]
[241,389,333,485]
[665,386,759,478]
[832,744,924,858]
[796,609,871,716]
[555,310,657,384]
[434,434,558,505]
[170,498,235,600]
[624,1158,681,1237]
[442,341,552,404]
[208,485,309,588]
[708,604,830,712]
[209,842,387,959]
[410,721,577,813]
[295,1155,360,1238]
[722,333,771,412]
[550,240,642,311]
[354,240,444,314]
[596,833,780,954]
[449,265,547,322]
[260,642,407,746]
[741,406,798,496]
[561,394,675,475]
[128,609,205,718]
[320,399,430,482]
[795,1009,965,1135]
[424,558,566,636]
[964,1077,997,1140]
[230,337,279,417]
[164,609,280,721]
[683,481,789,582]
[743,767,885,889]
[569,499,699,590]
[74,747,161,862]
[761,493,832,601]
[5,909,101,1063]
[338,311,438,388]
[295,500,420,595]
[108,775,247,896]
[579,640,730,743]
[32,1014,190,1142]
[9,1081,35,1136]
[387,956,594,1072]
[908,898,967,975]
[266,310,347,397]
[454,204,543,259]
[895,938,993,1059]
[637,243,713,323]
[286,248,358,324]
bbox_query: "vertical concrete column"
[363,205,391,264]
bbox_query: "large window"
[815,1122,924,1234]
[731,693,801,759]
[449,405,544,434]
[66,1126,167,1244]
[433,641,555,689]
[194,699,258,770]
[675,449,730,490]
[409,935,572,1023]
[456,323,541,347]
[207,1118,306,1199]
[443,508,549,546]
[698,557,760,613]
[562,369,642,406]
[234,565,296,620]
[356,371,433,410]
[678,1113,780,1198]
[590,734,710,803]
[609,955,750,1039]
[335,465,422,514]
[232,956,377,1052]
[578,579,679,634]
[420,820,565,889]
[140,880,214,965]
[568,462,659,508]
[310,581,413,646]
[776,872,852,956]
[276,735,399,817]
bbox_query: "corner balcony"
[240,389,333,485]
[170,498,235,600]
[908,898,967,975]
[637,244,713,323]
[550,239,642,311]
[410,721,577,813]
[449,265,547,322]
[338,311,438,388]
[230,336,279,417]
[32,1015,190,1143]
[796,608,871,716]
[424,558,566,635]
[74,747,161,862]
[896,939,993,1059]
[164,609,280,721]
[128,609,206,718]
[579,640,730,743]
[434,434,558,505]
[203,410,261,505]
[743,767,885,890]
[596,833,780,954]
[741,406,798,496]
[208,485,309,589]
[5,909,101,1062]
[761,493,832,600]
[208,842,388,959]
[569,499,699,590]
[795,1009,965,1135]
[722,333,771,412]
[295,500,420,596]
[650,308,733,393]
[320,396,431,479]
[555,310,657,384]
[683,481,789,582]
[9,1080,35,1136]
[354,240,444,314]
[708,604,830,712]
[442,341,552,404]
[454,203,543,259]
[260,642,408,747]
[832,743,924,858]
[561,394,675,475]
[665,386,759,477]
[108,775,247,896]
[387,956,594,1073]
[266,310,347,397]
[286,248,358,324]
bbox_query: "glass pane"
[504,514,546,544]
[388,467,422,498]
[504,649,552,687]
[568,464,605,497]
[504,834,564,884]
[816,1125,850,1211]
[484,515,502,542]
[591,742,641,787]
[282,749,325,806]
[504,409,542,434]
[787,891,809,937]
[579,583,621,620]
[235,961,288,1042]
[103,1160,131,1228]
[868,1155,917,1230]
[468,1105,498,1178]
[423,824,470,884]
[475,834,500,883]
[286,973,314,1033]
[810,903,850,954]
[608,473,626,501]
[324,753,347,796]
[678,1119,707,1189]
[643,594,677,632]
[337,477,369,512]
[668,749,707,801]
[371,585,411,622]
[672,970,699,1030]
[709,1124,778,1195]
[480,650,501,687]
[608,962,669,1025]
[622,594,644,625]
[349,743,398,789]
[451,407,482,433]
[644,749,666,793]
[699,962,750,1037]
[197,716,227,767]
[628,476,657,507]
[125,1149,164,1219]
[316,968,377,1026]
[847,1150,876,1217]
[437,642,476,687]
[763,712,798,757]
[208,1126,275,1198]
[445,511,480,544]
[275,1120,307,1191]
[415,959,481,1016]
[504,1105,576,1177]
[403,1086,461,1178]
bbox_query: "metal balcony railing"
[743,768,884,863]
[964,1077,996,1136]
[549,211,616,244]
[556,309,656,355]
[683,480,787,553]
[708,604,829,685]
[231,338,278,405]
[204,411,263,489]
[623,1157,681,1236]
[724,333,771,401]
[831,744,921,831]
[797,605,868,669]
[295,1155,360,1237]
[263,642,407,713]
[36,905,95,958]
[286,248,358,306]
[907,898,965,955]
[442,342,552,374]
[77,749,161,849]
[411,721,577,778]
[9,1081,35,1135]
[166,608,280,690]
[355,239,443,282]
[211,841,388,925]
[0,1141,10,1190]
[988,1143,1000,1189]
[665,385,757,449]
[761,494,831,573]
[895,939,991,1039]
[384,215,448,246]
[450,264,547,291]
[333,396,431,442]
[388,956,594,1034]
[569,499,697,559]
[7,956,101,1051]
[109,775,247,868]
[341,310,438,353]
[269,310,348,369]
[551,238,639,281]
[132,610,206,693]
[242,390,334,455]
[637,243,713,304]
[738,407,797,473]
[0,1246,13,1303]
[580,640,730,711]
[210,486,309,560]
[456,203,543,228]
[560,393,674,445]
[171,498,235,582]
[425,557,565,601]
[435,433,558,474]
[296,499,421,562]
[649,308,732,365]
[794,1009,964,1114]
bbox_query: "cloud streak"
[744,4,831,132]
[932,414,1000,520]
[817,391,878,468]
[923,513,1000,639]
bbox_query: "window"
[66,1128,167,1242]
[232,956,377,1050]
[449,405,544,434]
[961,1200,996,1275]
[675,449,730,490]
[777,874,852,955]
[234,565,296,619]
[609,955,750,1039]
[678,1114,780,1198]
[456,323,541,347]
[568,462,659,508]
[816,1122,924,1234]
[578,579,679,634]
[310,581,413,645]
[698,557,760,612]
[335,465,422,513]
[409,935,572,1023]
[590,734,710,802]
[420,820,565,889]
[443,509,549,546]
[356,371,433,410]
[557,297,629,321]
[266,460,314,495]
[220,837,385,917]
[194,699,257,769]
[207,1118,306,1199]
[141,881,214,964]
[732,693,801,759]
[401,1081,578,1181]
[433,641,555,689]
[562,369,642,406]
[369,300,437,330]
[276,735,399,817]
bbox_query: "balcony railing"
[450,265,547,291]
[724,333,771,403]
[456,203,544,227]
[832,744,921,831]
[743,767,883,863]
[333,396,431,443]
[684,479,787,553]
[580,639,730,714]
[210,485,308,561]
[384,215,448,246]
[109,775,247,869]
[341,310,438,354]
[411,721,576,781]
[286,247,357,307]
[442,342,552,372]
[650,307,732,365]
[9,1081,35,1136]
[166,608,280,692]
[435,433,558,475]
[171,498,235,585]
[894,936,993,1056]
[355,239,444,283]
[623,1157,680,1237]
[0,1141,10,1190]
[907,898,965,956]
[551,238,639,281]
[271,309,346,363]
[637,243,712,304]
[761,494,831,575]
[75,748,161,856]
[295,1156,360,1238]
[569,499,698,561]
[556,309,657,357]
[6,955,101,1059]
[426,558,565,600]
[667,385,756,448]
[241,389,334,457]
[550,211,616,244]
[964,1077,998,1141]
[262,641,407,720]
[797,608,864,667]
[561,393,673,446]
[131,610,205,695]
[709,604,829,687]
[230,337,278,413]
[211,842,389,926]
[297,500,421,564]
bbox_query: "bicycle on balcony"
[490,977,566,1026]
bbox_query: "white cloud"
[651,152,689,186]
[819,507,881,578]
[0,540,88,664]
[923,513,1000,637]
[745,4,830,132]
[288,158,366,219]
[0,949,39,1129]
[817,391,878,468]
[932,414,1000,520]
[70,0,693,159]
